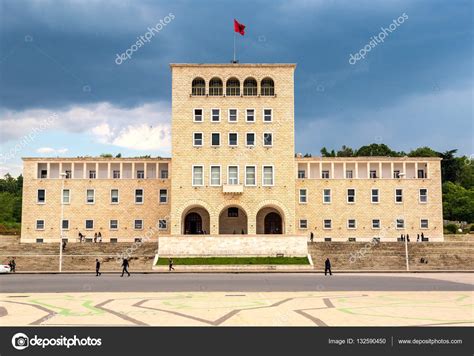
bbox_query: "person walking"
[310,231,314,243]
[324,257,332,276]
[421,232,425,241]
[93,233,97,243]
[406,234,410,242]
[98,232,102,243]
[168,257,175,272]
[95,259,101,276]
[121,258,130,277]
[62,240,67,252]
[9,257,16,273]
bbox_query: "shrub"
[470,225,474,232]
[445,224,457,234]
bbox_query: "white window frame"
[419,188,428,204]
[136,170,145,179]
[227,165,239,185]
[321,170,330,179]
[193,132,203,147]
[372,219,381,229]
[263,132,273,147]
[192,165,204,186]
[371,188,379,204]
[228,132,238,147]
[62,189,70,204]
[85,219,94,230]
[89,170,96,179]
[263,108,273,122]
[299,189,307,204]
[347,188,356,204]
[37,189,46,204]
[323,189,331,204]
[262,165,274,186]
[246,132,256,147]
[36,219,45,230]
[299,219,308,229]
[134,219,144,230]
[159,189,168,204]
[210,165,221,186]
[396,218,405,229]
[211,132,221,147]
[159,219,167,230]
[110,189,119,204]
[86,189,95,204]
[62,219,69,230]
[246,108,255,122]
[420,218,429,229]
[245,165,257,186]
[113,170,121,179]
[135,188,144,204]
[323,219,332,230]
[193,108,204,122]
[346,170,353,179]
[211,108,221,122]
[395,188,403,203]
[228,108,238,123]
[110,219,119,230]
[347,219,357,229]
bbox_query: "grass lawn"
[156,256,310,266]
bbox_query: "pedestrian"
[98,232,102,243]
[324,257,332,276]
[62,240,67,252]
[421,232,425,241]
[95,259,101,276]
[121,258,130,277]
[407,234,410,242]
[417,234,420,242]
[10,257,16,273]
[310,231,314,243]
[168,257,175,272]
[94,233,97,243]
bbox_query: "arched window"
[226,77,240,96]
[261,77,275,96]
[243,77,257,96]
[191,77,206,96]
[209,77,223,96]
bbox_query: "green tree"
[408,147,439,157]
[355,143,401,157]
[320,147,335,157]
[442,181,474,222]
[336,145,354,157]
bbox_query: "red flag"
[234,19,245,35]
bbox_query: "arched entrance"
[218,206,248,234]
[264,212,282,234]
[185,213,202,234]
[182,206,210,234]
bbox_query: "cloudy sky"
[0,0,472,176]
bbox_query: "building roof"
[170,63,297,68]
[22,157,171,162]
[295,156,442,162]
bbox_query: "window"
[299,219,308,229]
[62,220,69,230]
[372,219,381,229]
[136,170,145,179]
[262,166,274,186]
[193,132,203,146]
[370,170,377,179]
[347,189,356,203]
[36,220,45,230]
[420,219,429,229]
[419,189,428,203]
[134,219,143,230]
[135,189,144,204]
[346,170,353,179]
[299,189,307,203]
[159,219,167,230]
[396,218,405,229]
[160,170,168,179]
[228,166,239,185]
[193,108,203,122]
[210,166,221,186]
[323,189,331,203]
[263,132,273,146]
[211,133,220,146]
[323,219,332,229]
[111,189,119,204]
[243,78,257,96]
[417,169,426,179]
[263,108,272,122]
[211,108,220,122]
[209,77,223,96]
[86,189,95,204]
[62,189,70,204]
[371,189,379,203]
[65,170,72,179]
[40,169,47,178]
[261,77,275,96]
[245,166,256,186]
[347,219,356,229]
[321,170,329,179]
[226,77,240,96]
[228,109,238,122]
[246,109,255,122]
[393,170,400,179]
[298,170,305,179]
[191,77,206,96]
[246,133,255,146]
[395,189,403,203]
[113,170,120,179]
[110,220,118,230]
[228,207,239,217]
[89,170,96,179]
[85,220,94,229]
[159,189,168,203]
[229,133,238,146]
[193,166,204,186]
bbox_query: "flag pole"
[233,31,236,62]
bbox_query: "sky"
[0,0,472,176]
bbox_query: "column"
[402,162,406,179]
[366,162,370,179]
[391,162,394,179]
[378,162,382,179]
[107,162,111,179]
[120,162,123,179]
[46,162,50,179]
[330,162,334,179]
[95,162,98,179]
[318,162,322,179]
[355,162,359,179]
[343,162,347,179]
[132,162,136,179]
[144,162,148,179]
[307,162,310,179]
[59,162,63,177]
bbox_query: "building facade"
[20,63,443,243]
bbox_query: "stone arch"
[176,200,215,235]
[255,199,291,235]
[218,204,249,234]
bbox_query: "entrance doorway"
[264,212,282,234]
[184,212,202,234]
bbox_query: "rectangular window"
[420,219,429,229]
[396,218,405,229]
[40,169,47,178]
[263,166,274,186]
[370,170,377,178]
[211,133,220,146]
[62,189,70,204]
[323,189,331,203]
[110,219,118,230]
[417,169,425,179]
[113,170,120,179]
[371,189,379,203]
[62,219,69,230]
[159,219,167,230]
[37,189,46,203]
[134,219,143,230]
[323,219,332,229]
[393,170,400,179]
[263,108,272,122]
[419,189,428,203]
[136,170,145,179]
[159,189,168,203]
[347,188,356,203]
[245,166,256,186]
[395,189,403,203]
[346,170,353,179]
[193,108,203,122]
[246,133,255,146]
[193,132,203,146]
[228,166,239,185]
[160,170,168,179]
[135,189,144,203]
[299,219,308,229]
[372,219,381,229]
[246,109,255,122]
[321,170,329,179]
[210,166,221,186]
[65,170,72,179]
[85,220,94,229]
[211,108,220,122]
[347,219,356,229]
[263,132,273,146]
[299,189,307,203]
[193,166,204,186]
[228,207,239,217]
[229,133,238,146]
[86,189,95,204]
[89,170,96,179]
[36,220,45,230]
[298,170,305,179]
[228,109,238,122]
[111,189,119,204]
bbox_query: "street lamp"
[59,172,67,272]
[397,172,409,271]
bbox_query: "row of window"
[298,218,431,230]
[193,108,273,123]
[36,188,168,205]
[192,77,275,96]
[192,165,274,186]
[298,188,429,204]
[298,169,427,179]
[193,132,273,147]
[36,219,168,231]
[41,169,169,180]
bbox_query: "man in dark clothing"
[310,232,314,243]
[95,259,101,276]
[9,258,16,273]
[324,258,332,276]
[121,258,130,277]
[168,257,175,272]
